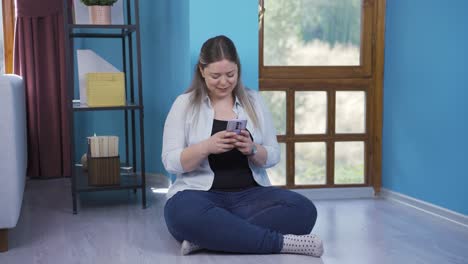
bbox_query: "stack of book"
[87,135,119,157]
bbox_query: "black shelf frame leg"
[63,0,78,214]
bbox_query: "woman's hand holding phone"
[226,119,247,135]
[225,119,253,155]
[203,119,252,155]
[233,130,254,155]
[204,131,237,154]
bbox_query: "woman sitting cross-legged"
[162,35,323,257]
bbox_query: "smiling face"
[200,59,239,102]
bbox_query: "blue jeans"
[164,186,317,254]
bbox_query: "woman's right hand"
[203,131,237,155]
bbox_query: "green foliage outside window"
[264,0,362,65]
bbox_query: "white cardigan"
[162,89,280,199]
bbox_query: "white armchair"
[0,74,27,252]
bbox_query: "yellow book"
[86,72,125,106]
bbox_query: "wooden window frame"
[259,0,386,192]
[2,0,15,74]
[260,0,375,79]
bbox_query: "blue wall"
[138,0,190,175]
[75,0,258,175]
[189,0,259,89]
[141,0,258,174]
[383,0,468,215]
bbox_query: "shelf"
[73,102,142,111]
[70,24,136,29]
[65,0,146,214]
[75,166,142,193]
[69,25,137,38]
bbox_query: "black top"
[208,119,258,191]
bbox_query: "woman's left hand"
[234,130,254,156]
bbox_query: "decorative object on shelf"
[88,156,120,185]
[87,135,120,185]
[80,0,119,24]
[86,72,125,107]
[81,153,88,171]
[73,0,124,25]
[76,49,123,106]
[87,135,119,158]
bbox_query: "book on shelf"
[87,135,119,158]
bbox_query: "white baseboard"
[146,173,170,185]
[380,188,468,228]
[293,187,375,200]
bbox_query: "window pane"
[263,0,362,66]
[336,91,366,133]
[260,91,286,135]
[295,142,326,185]
[267,143,286,186]
[295,91,327,134]
[334,141,364,184]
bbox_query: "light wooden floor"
[0,176,467,264]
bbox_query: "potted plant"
[80,0,119,25]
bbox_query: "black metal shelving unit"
[63,0,146,214]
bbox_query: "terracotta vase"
[89,5,111,25]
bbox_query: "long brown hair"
[185,35,260,128]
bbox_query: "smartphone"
[226,119,247,135]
